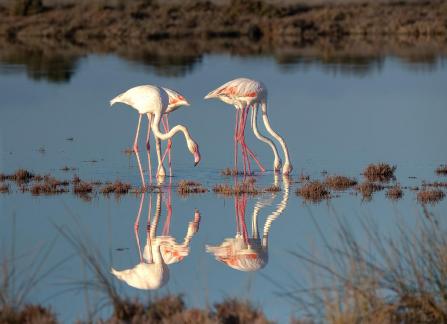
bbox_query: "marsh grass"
[324,175,357,191]
[296,181,330,203]
[100,181,132,195]
[177,180,208,196]
[363,163,396,182]
[213,181,261,196]
[0,224,67,324]
[221,168,253,177]
[435,164,447,175]
[386,184,403,200]
[284,211,447,323]
[264,185,281,192]
[0,183,9,193]
[417,189,445,204]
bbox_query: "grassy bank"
[1,0,446,43]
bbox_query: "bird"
[204,77,292,175]
[110,85,200,186]
[206,176,289,271]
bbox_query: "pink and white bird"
[110,85,200,186]
[204,78,292,175]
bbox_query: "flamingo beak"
[183,100,190,106]
[194,151,200,167]
[204,91,216,100]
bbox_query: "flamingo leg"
[165,115,172,178]
[133,114,142,152]
[234,109,239,173]
[146,114,153,185]
[134,149,146,188]
[134,193,145,262]
[162,184,172,235]
[238,106,251,175]
[160,117,171,168]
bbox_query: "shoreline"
[1,0,446,42]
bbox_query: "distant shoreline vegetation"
[1,0,446,42]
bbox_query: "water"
[1,49,446,322]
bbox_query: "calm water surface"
[1,52,446,322]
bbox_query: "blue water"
[0,52,446,322]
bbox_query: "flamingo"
[111,187,201,289]
[110,85,200,186]
[206,176,289,271]
[204,77,292,175]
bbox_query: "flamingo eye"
[178,95,185,101]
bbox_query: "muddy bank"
[1,0,447,41]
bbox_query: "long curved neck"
[251,105,281,167]
[260,100,291,167]
[151,113,192,143]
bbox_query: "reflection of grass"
[435,164,447,175]
[296,180,330,203]
[0,223,65,323]
[285,211,447,323]
[355,181,384,200]
[386,184,403,200]
[324,175,357,190]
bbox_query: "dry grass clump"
[264,185,281,192]
[221,168,252,177]
[363,163,396,182]
[29,175,69,195]
[213,181,260,196]
[73,181,93,194]
[386,184,403,200]
[177,180,208,196]
[1,169,36,183]
[296,181,330,203]
[0,184,9,193]
[214,298,270,324]
[417,189,445,204]
[324,175,357,190]
[355,181,384,200]
[0,305,57,324]
[100,181,132,195]
[435,164,447,175]
[287,213,447,323]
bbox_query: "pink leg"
[135,149,146,188]
[160,117,171,167]
[165,116,172,178]
[133,114,142,152]
[134,193,145,262]
[234,109,239,173]
[240,106,266,173]
[238,107,250,175]
[146,114,153,185]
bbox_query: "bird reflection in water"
[206,175,289,271]
[111,186,201,289]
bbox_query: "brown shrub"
[324,175,357,190]
[356,181,384,200]
[0,183,9,193]
[30,183,67,195]
[73,181,93,193]
[0,305,57,324]
[435,164,447,175]
[215,298,270,324]
[146,295,185,322]
[363,163,396,182]
[9,0,44,16]
[101,181,131,194]
[13,169,35,183]
[221,168,252,176]
[213,181,260,196]
[177,180,208,196]
[296,181,330,203]
[264,185,281,192]
[417,189,445,204]
[386,185,403,200]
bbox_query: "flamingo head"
[187,139,201,166]
[274,158,282,172]
[282,163,293,176]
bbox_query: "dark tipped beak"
[194,161,199,167]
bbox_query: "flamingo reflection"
[111,186,201,289]
[206,176,289,271]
